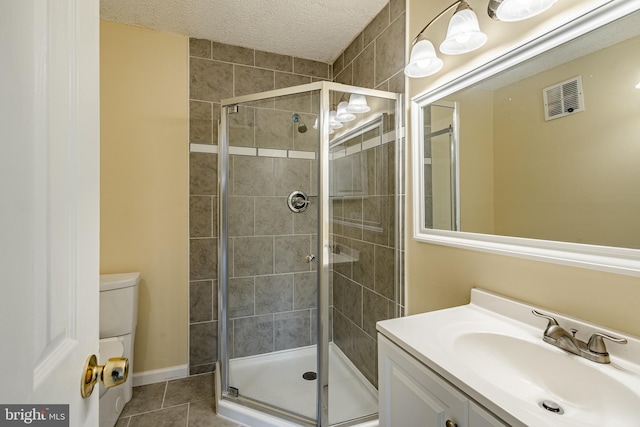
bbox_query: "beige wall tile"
[255,108,294,149]
[189,153,217,195]
[388,70,405,94]
[275,72,311,89]
[353,44,375,89]
[211,41,254,65]
[375,14,405,86]
[344,33,364,65]
[334,62,353,86]
[189,100,212,144]
[364,4,390,46]
[234,65,274,97]
[189,38,211,59]
[190,238,217,280]
[190,58,233,102]
[189,196,214,238]
[332,53,345,77]
[294,57,329,79]
[390,0,406,22]
[256,50,294,72]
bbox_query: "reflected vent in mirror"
[543,75,584,121]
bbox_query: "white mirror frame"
[411,0,640,277]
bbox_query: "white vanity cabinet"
[378,334,508,427]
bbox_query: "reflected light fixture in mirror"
[336,101,356,122]
[488,0,557,22]
[312,117,335,134]
[405,1,486,78]
[329,111,343,129]
[345,94,371,113]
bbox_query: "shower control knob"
[287,190,309,213]
[305,254,316,263]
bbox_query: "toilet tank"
[99,272,140,339]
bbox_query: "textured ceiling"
[100,0,388,63]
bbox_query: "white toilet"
[99,272,140,427]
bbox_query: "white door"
[0,0,100,425]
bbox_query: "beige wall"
[100,21,189,372]
[406,1,640,336]
[441,89,495,234]
[492,35,640,248]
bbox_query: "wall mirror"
[412,1,640,276]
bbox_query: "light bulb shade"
[345,94,371,113]
[404,38,444,78]
[440,9,487,55]
[488,0,557,22]
[336,101,357,122]
[329,111,343,129]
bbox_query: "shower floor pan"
[228,343,378,425]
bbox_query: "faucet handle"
[532,310,560,329]
[587,332,627,354]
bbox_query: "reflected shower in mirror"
[422,101,458,231]
[418,9,640,250]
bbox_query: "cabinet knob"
[445,421,457,427]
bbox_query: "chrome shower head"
[292,113,307,133]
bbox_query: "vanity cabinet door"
[379,335,469,427]
[469,402,509,427]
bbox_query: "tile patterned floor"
[115,373,246,427]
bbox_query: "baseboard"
[132,364,189,387]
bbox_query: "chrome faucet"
[532,310,627,364]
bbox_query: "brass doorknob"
[81,354,128,398]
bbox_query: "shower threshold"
[225,343,378,426]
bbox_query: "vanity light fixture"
[405,1,487,78]
[488,0,557,22]
[440,1,488,54]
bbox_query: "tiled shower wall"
[330,0,406,387]
[225,94,320,360]
[188,39,330,375]
[332,0,406,93]
[188,0,406,380]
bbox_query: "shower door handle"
[305,254,316,263]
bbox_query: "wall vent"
[543,76,584,121]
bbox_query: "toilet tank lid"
[100,272,140,291]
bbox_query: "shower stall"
[216,81,403,427]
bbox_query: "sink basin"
[377,289,640,427]
[453,332,640,425]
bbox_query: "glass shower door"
[218,82,403,427]
[327,89,400,425]
[220,87,321,424]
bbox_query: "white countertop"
[376,288,640,427]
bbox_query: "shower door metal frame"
[218,81,402,427]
